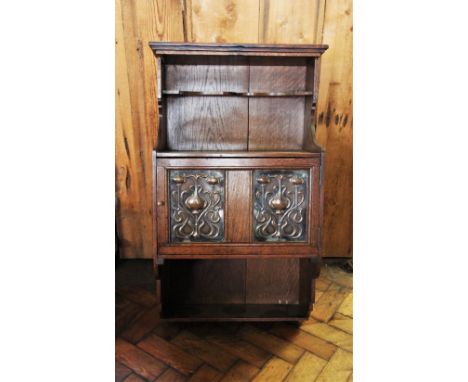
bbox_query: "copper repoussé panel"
[169,170,225,242]
[253,169,309,242]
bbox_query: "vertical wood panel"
[190,0,260,43]
[257,0,353,257]
[116,0,133,255]
[116,0,152,258]
[116,0,353,258]
[116,0,184,258]
[315,0,353,257]
[258,0,325,44]
[226,171,251,243]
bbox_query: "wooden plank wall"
[116,0,353,258]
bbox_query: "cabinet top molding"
[149,42,328,57]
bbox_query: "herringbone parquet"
[116,261,353,382]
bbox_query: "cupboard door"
[252,169,309,242]
[168,170,225,243]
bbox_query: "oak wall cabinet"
[150,43,328,321]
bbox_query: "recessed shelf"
[162,90,314,97]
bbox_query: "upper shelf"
[150,42,329,57]
[156,151,322,158]
[162,90,314,97]
[151,43,328,153]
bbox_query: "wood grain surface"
[189,0,260,43]
[116,0,352,258]
[315,0,353,258]
[226,171,251,243]
[246,259,300,304]
[166,96,248,150]
[165,56,250,92]
[248,57,307,150]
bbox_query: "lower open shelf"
[158,258,318,321]
[161,304,310,322]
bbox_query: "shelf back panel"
[165,56,249,150]
[164,260,246,305]
[248,57,311,150]
[248,97,305,150]
[162,56,315,151]
[167,96,249,150]
[162,259,310,307]
[165,56,249,92]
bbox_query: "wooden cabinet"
[150,43,328,321]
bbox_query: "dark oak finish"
[249,97,306,150]
[163,90,314,97]
[150,43,328,321]
[162,260,246,306]
[246,259,300,304]
[150,42,328,57]
[165,56,249,151]
[157,157,320,168]
[166,96,248,150]
[156,166,168,245]
[158,244,319,257]
[248,57,309,150]
[165,56,249,92]
[226,171,251,243]
[156,151,320,158]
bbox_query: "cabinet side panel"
[226,171,252,243]
[245,259,300,304]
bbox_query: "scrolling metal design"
[253,170,309,242]
[169,170,225,242]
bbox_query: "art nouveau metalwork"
[169,170,225,242]
[253,170,309,242]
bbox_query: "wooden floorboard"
[116,261,353,381]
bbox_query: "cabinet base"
[161,303,311,322]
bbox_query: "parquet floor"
[116,261,353,382]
